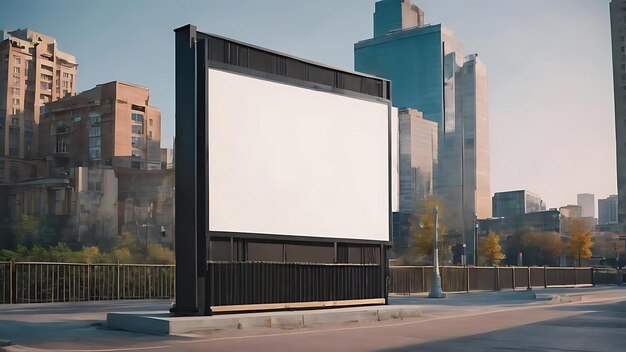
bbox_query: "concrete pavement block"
[107,313,170,335]
[302,310,378,327]
[377,307,421,321]
[269,314,304,329]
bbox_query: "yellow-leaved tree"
[568,219,593,267]
[411,196,447,263]
[479,231,505,266]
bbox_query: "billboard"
[207,68,391,242]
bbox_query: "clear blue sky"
[0,0,615,212]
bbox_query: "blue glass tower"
[355,0,491,263]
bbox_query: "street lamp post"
[429,207,446,298]
[474,215,478,266]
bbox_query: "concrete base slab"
[107,305,422,335]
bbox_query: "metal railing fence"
[1,262,174,304]
[1,262,622,304]
[388,266,609,295]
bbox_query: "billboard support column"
[173,24,208,316]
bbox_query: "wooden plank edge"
[210,298,386,313]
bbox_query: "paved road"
[1,287,625,351]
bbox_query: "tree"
[411,196,447,263]
[568,219,593,266]
[11,214,40,247]
[479,231,505,266]
[515,231,563,266]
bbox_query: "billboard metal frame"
[173,24,393,316]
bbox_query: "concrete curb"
[107,306,422,335]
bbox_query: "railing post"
[87,263,91,301]
[544,266,548,288]
[495,266,500,291]
[527,267,531,290]
[466,265,470,293]
[573,267,577,286]
[119,264,122,300]
[591,267,595,286]
[512,267,515,290]
[9,261,13,304]
[420,267,425,293]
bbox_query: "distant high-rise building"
[577,193,595,218]
[39,81,162,172]
[559,204,582,219]
[598,195,618,225]
[610,0,626,229]
[0,29,78,182]
[355,0,491,261]
[394,108,438,255]
[398,108,438,213]
[492,190,546,218]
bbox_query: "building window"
[89,112,101,125]
[41,64,53,72]
[14,67,20,74]
[89,125,101,137]
[40,82,52,90]
[62,81,68,88]
[11,108,20,116]
[148,130,152,140]
[12,98,20,105]
[131,125,143,134]
[11,117,19,125]
[13,76,19,85]
[72,115,81,123]
[14,56,20,65]
[131,113,143,123]
[12,87,19,95]
[132,136,143,147]
[40,73,52,81]
[56,134,70,153]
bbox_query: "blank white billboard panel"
[208,68,390,241]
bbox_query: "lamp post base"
[429,275,447,298]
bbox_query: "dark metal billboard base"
[169,305,212,317]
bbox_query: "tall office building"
[598,194,618,225]
[395,108,437,255]
[611,0,626,229]
[398,108,438,213]
[355,0,491,260]
[0,29,77,183]
[492,190,546,218]
[577,193,595,218]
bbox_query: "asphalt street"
[1,287,625,351]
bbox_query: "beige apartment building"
[0,29,77,183]
[39,81,162,172]
[1,81,164,245]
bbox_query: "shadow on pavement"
[376,300,626,352]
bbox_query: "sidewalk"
[0,286,624,349]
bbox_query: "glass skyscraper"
[610,0,626,229]
[355,0,491,262]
